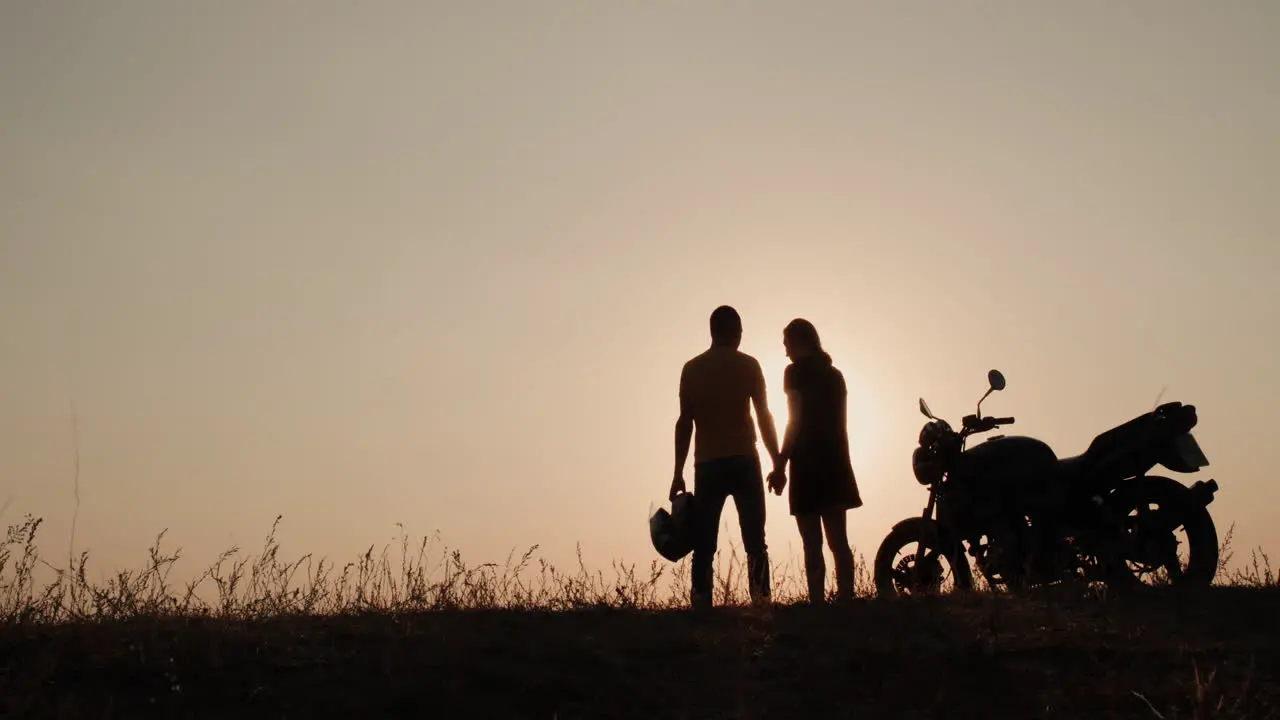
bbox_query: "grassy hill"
[2,515,1277,718]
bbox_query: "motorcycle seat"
[1056,454,1092,481]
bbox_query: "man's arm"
[778,386,801,469]
[750,360,781,469]
[674,403,693,479]
[672,367,693,500]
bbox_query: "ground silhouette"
[2,516,1277,718]
[2,586,1277,718]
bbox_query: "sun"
[745,334,884,469]
[756,352,792,432]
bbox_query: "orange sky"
[2,2,1277,585]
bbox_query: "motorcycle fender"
[889,517,962,554]
[890,516,938,537]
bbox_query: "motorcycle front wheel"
[873,518,974,599]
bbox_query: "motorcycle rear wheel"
[873,518,974,599]
[1103,475,1219,589]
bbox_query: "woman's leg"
[795,513,826,604]
[821,509,856,602]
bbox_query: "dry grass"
[0,513,886,623]
[1,513,1277,718]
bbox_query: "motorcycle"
[873,369,1221,598]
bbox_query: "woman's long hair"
[784,318,829,361]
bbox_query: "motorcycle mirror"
[988,369,1006,392]
[919,398,935,419]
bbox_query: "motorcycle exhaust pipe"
[1189,478,1218,507]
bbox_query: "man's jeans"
[691,454,770,607]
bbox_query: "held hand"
[670,474,686,502]
[767,469,787,496]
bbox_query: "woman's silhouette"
[769,318,863,604]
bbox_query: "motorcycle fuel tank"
[951,435,1060,502]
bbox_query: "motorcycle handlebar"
[960,415,1015,435]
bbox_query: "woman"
[768,318,863,605]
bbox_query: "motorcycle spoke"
[1120,496,1194,585]
[889,545,954,595]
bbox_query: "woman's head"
[782,318,823,360]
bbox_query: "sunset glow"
[1,1,1276,587]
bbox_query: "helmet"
[918,419,950,448]
[649,491,696,562]
[912,445,944,486]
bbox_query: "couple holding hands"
[671,305,863,610]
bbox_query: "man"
[672,305,782,609]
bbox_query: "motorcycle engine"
[975,519,1080,586]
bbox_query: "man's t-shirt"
[679,347,765,465]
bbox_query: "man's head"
[709,305,743,348]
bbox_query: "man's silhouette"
[672,305,781,609]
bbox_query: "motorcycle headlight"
[912,445,943,486]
